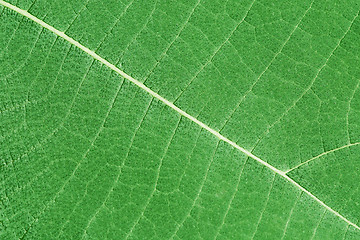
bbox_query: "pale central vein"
[1,0,359,232]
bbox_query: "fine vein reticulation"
[1,0,359,233]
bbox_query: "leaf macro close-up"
[1,0,360,239]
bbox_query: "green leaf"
[1,0,360,239]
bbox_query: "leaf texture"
[1,0,360,239]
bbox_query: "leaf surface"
[1,0,360,239]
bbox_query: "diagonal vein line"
[142,0,201,84]
[219,0,315,127]
[2,0,360,232]
[214,156,248,239]
[311,208,327,240]
[173,0,256,102]
[342,224,351,240]
[0,1,284,176]
[125,115,182,239]
[251,174,276,240]
[254,8,360,148]
[285,142,360,173]
[280,191,303,240]
[170,139,221,239]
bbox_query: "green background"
[1,0,360,239]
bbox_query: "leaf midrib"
[1,0,359,232]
